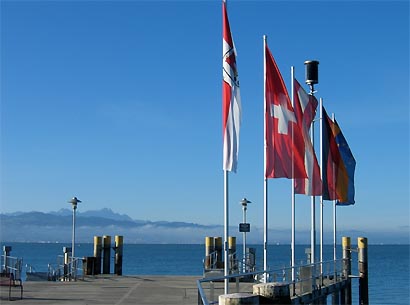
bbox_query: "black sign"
[239,223,250,232]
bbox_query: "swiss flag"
[265,44,306,179]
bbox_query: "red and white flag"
[293,79,322,195]
[265,44,306,179]
[222,0,241,172]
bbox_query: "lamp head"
[68,197,82,209]
[240,198,251,206]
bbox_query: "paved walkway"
[0,275,201,305]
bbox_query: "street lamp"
[68,197,81,274]
[239,198,251,273]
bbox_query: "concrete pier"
[0,275,200,304]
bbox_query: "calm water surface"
[2,243,409,304]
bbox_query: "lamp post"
[239,198,251,273]
[68,197,81,275]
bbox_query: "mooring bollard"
[102,235,111,274]
[253,282,291,304]
[114,235,123,275]
[205,237,215,269]
[358,237,369,305]
[94,236,102,275]
[214,237,223,268]
[341,237,352,305]
[219,293,259,305]
[228,236,236,272]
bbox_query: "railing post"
[358,237,369,305]
[2,246,12,274]
[341,237,352,305]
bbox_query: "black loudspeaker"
[304,60,319,85]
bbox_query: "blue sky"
[1,1,409,243]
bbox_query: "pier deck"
[0,275,200,305]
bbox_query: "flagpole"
[224,170,229,294]
[319,98,324,274]
[333,199,337,260]
[223,0,229,292]
[290,66,296,282]
[263,34,268,281]
[264,178,268,281]
[332,113,337,261]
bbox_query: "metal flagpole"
[290,66,296,281]
[319,98,324,273]
[333,199,337,260]
[332,113,337,261]
[223,0,230,293]
[311,125,316,265]
[224,170,229,294]
[263,179,268,281]
[319,99,324,277]
[263,35,268,282]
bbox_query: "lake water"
[1,242,409,304]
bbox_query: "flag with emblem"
[333,118,356,205]
[322,106,351,202]
[222,0,241,172]
[293,78,322,195]
[264,43,306,179]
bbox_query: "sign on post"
[239,223,250,232]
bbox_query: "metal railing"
[197,258,347,305]
[203,251,258,275]
[26,263,58,281]
[203,251,221,270]
[1,255,23,280]
[55,255,84,281]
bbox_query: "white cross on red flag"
[265,44,307,179]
